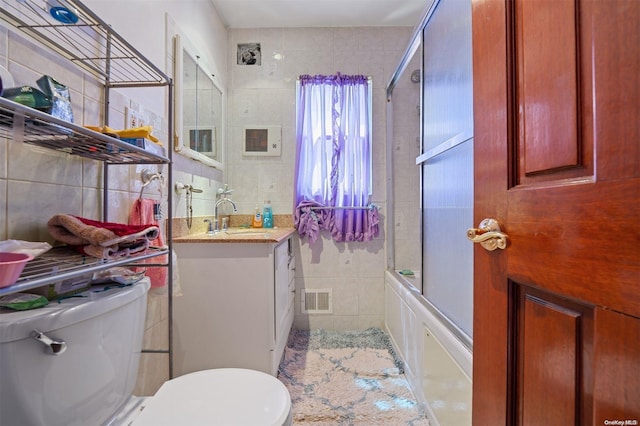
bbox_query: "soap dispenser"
[263,200,273,228]
[252,205,263,228]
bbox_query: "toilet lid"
[132,368,291,426]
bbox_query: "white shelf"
[0,0,173,300]
[0,97,169,164]
[0,246,169,298]
[0,0,169,87]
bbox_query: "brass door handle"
[467,218,508,251]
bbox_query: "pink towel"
[129,199,168,289]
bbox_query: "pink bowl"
[0,252,34,288]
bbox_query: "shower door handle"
[467,218,508,251]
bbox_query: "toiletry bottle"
[252,205,263,228]
[263,200,273,228]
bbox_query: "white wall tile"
[8,142,84,187]
[0,179,6,241]
[0,137,6,180]
[8,180,83,242]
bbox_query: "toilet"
[0,278,292,426]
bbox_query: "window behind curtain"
[293,74,377,243]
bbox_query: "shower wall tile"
[8,35,83,94]
[334,28,360,53]
[134,353,169,396]
[105,164,132,193]
[82,187,102,220]
[355,28,386,52]
[83,77,104,105]
[82,94,103,128]
[358,276,386,315]
[392,62,422,275]
[82,159,103,190]
[334,316,361,331]
[8,140,84,186]
[282,28,334,52]
[228,26,413,331]
[297,314,335,331]
[0,27,7,58]
[0,137,6,179]
[332,279,360,316]
[7,180,83,242]
[0,179,5,241]
[357,315,385,330]
[382,27,416,53]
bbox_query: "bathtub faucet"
[213,197,238,232]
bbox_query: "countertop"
[173,227,296,244]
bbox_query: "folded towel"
[78,240,149,259]
[48,215,158,247]
[84,125,161,145]
[47,214,158,260]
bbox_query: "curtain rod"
[309,204,376,210]
[296,75,372,81]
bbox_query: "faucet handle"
[204,219,215,234]
[217,184,234,197]
[222,217,229,231]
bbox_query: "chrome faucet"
[213,197,238,232]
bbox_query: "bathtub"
[384,270,472,426]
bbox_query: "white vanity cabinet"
[173,236,295,377]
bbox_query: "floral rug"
[278,328,429,425]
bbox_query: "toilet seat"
[132,368,292,426]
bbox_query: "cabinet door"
[288,251,296,312]
[274,241,290,340]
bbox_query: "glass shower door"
[419,0,474,339]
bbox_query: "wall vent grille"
[301,289,333,314]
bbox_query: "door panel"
[517,0,579,175]
[593,308,640,424]
[472,0,640,424]
[513,284,594,425]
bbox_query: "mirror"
[173,33,224,169]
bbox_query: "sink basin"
[174,227,292,243]
[190,228,279,240]
[224,228,276,235]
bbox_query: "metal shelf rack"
[0,0,174,374]
[0,96,168,164]
[0,246,168,297]
[0,0,168,87]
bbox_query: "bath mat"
[278,328,429,425]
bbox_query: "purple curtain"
[294,73,379,243]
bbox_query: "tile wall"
[392,53,422,273]
[226,26,413,330]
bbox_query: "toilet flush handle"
[32,329,67,355]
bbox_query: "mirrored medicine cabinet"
[173,32,224,169]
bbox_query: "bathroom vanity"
[173,229,296,377]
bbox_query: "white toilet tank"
[0,278,150,426]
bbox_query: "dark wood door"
[471,0,640,424]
